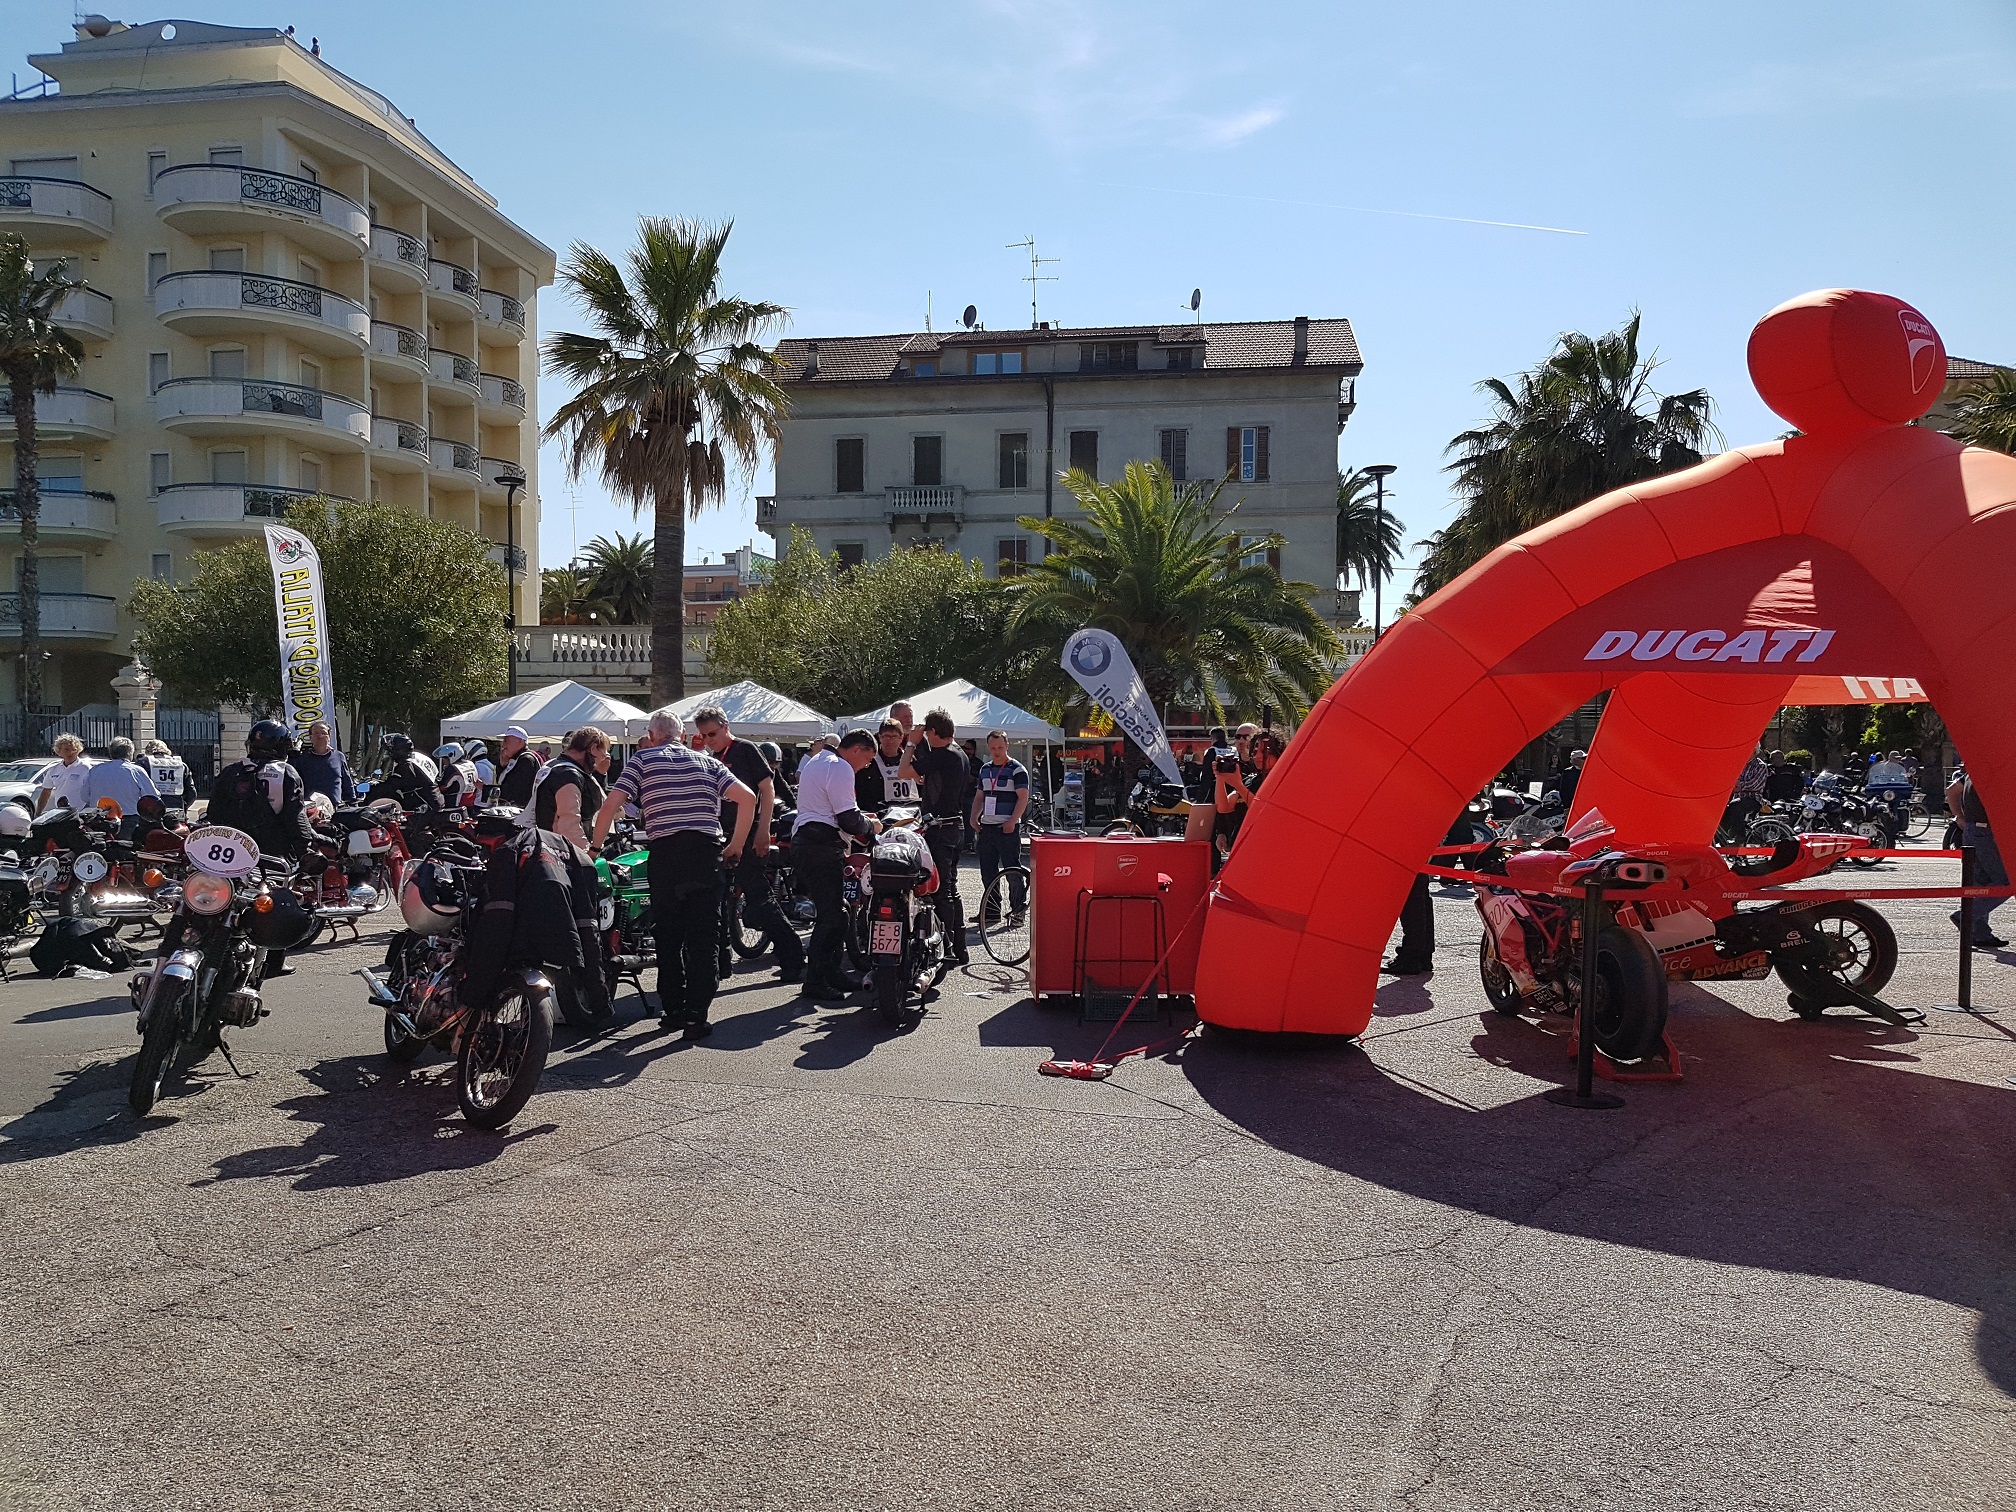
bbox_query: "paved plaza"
[2,851,2013,1510]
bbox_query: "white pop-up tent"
[844,678,1066,743]
[668,680,834,741]
[441,680,653,743]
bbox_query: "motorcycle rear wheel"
[730,890,769,958]
[872,960,917,1031]
[129,975,186,1116]
[458,984,554,1129]
[1589,925,1667,1064]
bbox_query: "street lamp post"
[1362,464,1398,639]
[501,473,527,694]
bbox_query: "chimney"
[803,340,820,377]
[1292,315,1309,365]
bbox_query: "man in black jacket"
[205,720,317,977]
[910,709,970,965]
[495,725,541,809]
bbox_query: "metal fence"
[0,709,222,790]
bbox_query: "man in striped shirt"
[593,707,756,1041]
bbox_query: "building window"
[998,432,1029,490]
[146,151,165,195]
[210,450,248,486]
[1068,430,1099,479]
[299,455,321,493]
[37,458,83,492]
[149,453,171,495]
[972,350,1024,376]
[1085,342,1138,373]
[147,251,167,290]
[911,360,937,378]
[835,542,866,571]
[911,435,943,487]
[207,246,245,273]
[208,348,245,380]
[148,352,170,393]
[21,555,84,594]
[834,436,865,493]
[996,538,1029,577]
[1240,535,1282,573]
[10,156,78,180]
[1166,346,1198,370]
[1227,425,1270,482]
[1159,428,1189,481]
[208,146,243,166]
[299,160,319,184]
[300,358,321,391]
[151,553,173,582]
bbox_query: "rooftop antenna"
[1007,236,1059,329]
[1189,287,1202,326]
[925,290,932,333]
[961,303,978,330]
[566,482,584,562]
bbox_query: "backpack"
[29,917,132,977]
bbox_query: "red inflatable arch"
[1195,289,2016,1036]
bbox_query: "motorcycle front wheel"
[458,984,554,1130]
[383,1007,428,1063]
[1589,925,1668,1064]
[1776,900,1898,1003]
[1478,935,1523,1016]
[129,975,187,1117]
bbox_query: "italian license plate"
[870,920,904,956]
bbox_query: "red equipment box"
[1029,834,1212,1002]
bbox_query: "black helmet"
[248,719,295,760]
[381,732,414,760]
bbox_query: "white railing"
[0,385,115,436]
[154,271,368,345]
[480,457,526,491]
[429,349,479,390]
[885,485,964,515]
[429,258,478,304]
[479,372,527,414]
[514,628,653,668]
[0,489,117,535]
[0,592,118,637]
[154,483,344,530]
[368,223,427,278]
[0,175,113,234]
[371,320,427,365]
[54,285,113,338]
[480,288,526,333]
[430,437,479,475]
[154,164,367,248]
[371,415,429,458]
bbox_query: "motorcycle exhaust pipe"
[355,966,401,1009]
[316,905,369,920]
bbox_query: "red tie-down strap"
[1038,890,1213,1082]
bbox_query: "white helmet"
[305,792,335,826]
[464,740,487,761]
[0,803,30,839]
[434,742,464,765]
[398,856,465,935]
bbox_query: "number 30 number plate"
[869,920,904,956]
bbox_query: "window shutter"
[1226,427,1240,475]
[1255,426,1270,482]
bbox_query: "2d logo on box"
[1899,309,1941,393]
[1068,638,1112,677]
[1585,628,1837,664]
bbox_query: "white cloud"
[1688,50,2016,118]
[1197,104,1286,148]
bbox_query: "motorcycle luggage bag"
[29,917,132,977]
[473,806,524,839]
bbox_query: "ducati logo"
[1585,627,1836,665]
[1898,309,1940,394]
[1115,854,1138,874]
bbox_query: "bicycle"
[977,865,1031,966]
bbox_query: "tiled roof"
[1946,355,2008,381]
[772,317,1360,383]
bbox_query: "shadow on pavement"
[1181,996,2016,1395]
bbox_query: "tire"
[1589,925,1667,1064]
[457,981,554,1130]
[1774,899,1898,999]
[297,916,328,952]
[383,1009,428,1063]
[730,889,769,958]
[979,869,1032,967]
[1846,823,1888,867]
[129,975,186,1117]
[1747,817,1797,849]
[1478,934,1523,1016]
[872,961,910,1029]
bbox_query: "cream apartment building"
[758,317,1362,619]
[0,17,553,715]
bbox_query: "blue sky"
[7,2,2014,590]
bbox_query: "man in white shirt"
[794,728,882,1000]
[36,734,93,814]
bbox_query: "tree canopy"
[1335,466,1405,609]
[1948,369,2016,455]
[129,501,508,744]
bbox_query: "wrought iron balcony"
[368,224,428,285]
[428,349,480,395]
[154,377,369,446]
[479,457,527,496]
[488,542,529,572]
[430,437,480,477]
[155,482,348,536]
[154,164,367,258]
[0,385,115,438]
[370,320,429,374]
[154,270,368,354]
[478,371,527,420]
[479,288,526,338]
[0,592,118,639]
[428,258,479,311]
[0,175,113,239]
[54,285,113,340]
[370,415,430,468]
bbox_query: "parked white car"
[0,759,56,812]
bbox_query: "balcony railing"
[0,488,117,536]
[513,627,651,669]
[429,349,479,390]
[0,592,118,638]
[154,164,367,250]
[0,175,114,235]
[479,288,526,332]
[885,484,964,517]
[371,415,430,458]
[429,259,479,304]
[480,457,527,492]
[154,270,369,347]
[155,482,347,532]
[371,319,428,365]
[487,543,529,572]
[430,437,480,475]
[0,385,115,436]
[154,377,370,442]
[54,285,113,338]
[479,372,527,414]
[368,223,427,279]
[755,495,777,524]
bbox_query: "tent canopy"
[668,680,834,740]
[844,678,1066,743]
[441,680,652,742]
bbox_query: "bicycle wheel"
[979,868,1031,966]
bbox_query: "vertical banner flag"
[1062,628,1182,786]
[262,524,337,748]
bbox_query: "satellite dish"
[1189,288,1201,313]
[962,304,978,330]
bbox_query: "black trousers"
[795,828,848,987]
[1395,872,1435,967]
[736,847,803,970]
[926,829,965,959]
[647,831,724,1023]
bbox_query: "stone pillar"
[219,703,255,763]
[110,655,161,749]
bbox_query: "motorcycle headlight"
[184,872,235,916]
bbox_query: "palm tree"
[1949,370,2016,454]
[539,565,613,626]
[543,218,788,700]
[579,530,654,623]
[0,234,84,722]
[1336,466,1405,605]
[1007,460,1342,722]
[1414,313,1716,598]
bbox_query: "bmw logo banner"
[1061,628,1183,786]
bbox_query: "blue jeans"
[976,826,1026,913]
[1960,823,2007,941]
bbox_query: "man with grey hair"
[592,704,756,1040]
[82,735,159,832]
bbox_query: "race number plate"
[71,851,109,884]
[869,920,904,956]
[183,825,261,880]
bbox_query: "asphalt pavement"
[1,845,2013,1510]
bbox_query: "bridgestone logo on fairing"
[1584,628,1837,664]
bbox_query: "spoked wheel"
[730,888,769,958]
[1747,817,1797,849]
[457,983,554,1129]
[1774,899,1898,1015]
[1846,823,1890,867]
[1478,935,1523,1016]
[1903,807,1933,840]
[1587,925,1668,1063]
[383,1008,428,1063]
[979,868,1032,967]
[129,975,186,1117]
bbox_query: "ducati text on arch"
[1584,627,1837,665]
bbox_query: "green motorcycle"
[595,837,655,1009]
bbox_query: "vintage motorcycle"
[27,802,171,931]
[128,825,315,1117]
[358,834,557,1129]
[863,807,950,1030]
[595,821,655,1008]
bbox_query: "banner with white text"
[1061,628,1181,786]
[263,524,338,748]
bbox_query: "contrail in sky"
[1098,181,1588,236]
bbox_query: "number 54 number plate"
[869,920,904,956]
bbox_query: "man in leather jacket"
[204,720,316,976]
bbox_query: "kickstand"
[215,1035,257,1080]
